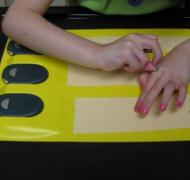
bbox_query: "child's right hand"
[96,33,162,72]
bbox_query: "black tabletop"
[0,6,190,180]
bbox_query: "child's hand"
[96,33,162,72]
[135,40,190,115]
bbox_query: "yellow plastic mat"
[0,29,190,142]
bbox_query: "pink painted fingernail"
[135,100,143,113]
[139,106,144,113]
[159,104,166,111]
[177,101,183,108]
[142,108,148,115]
[134,105,140,113]
[137,106,142,113]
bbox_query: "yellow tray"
[0,29,190,142]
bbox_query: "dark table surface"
[0,6,190,180]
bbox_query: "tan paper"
[74,97,190,133]
[67,65,138,86]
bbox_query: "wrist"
[87,43,104,70]
[178,39,190,69]
[184,40,190,70]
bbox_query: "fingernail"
[160,104,166,111]
[142,108,148,115]
[134,105,140,113]
[140,106,148,114]
[177,101,183,108]
[139,106,144,113]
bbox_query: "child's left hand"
[134,40,190,115]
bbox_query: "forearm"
[2,8,101,69]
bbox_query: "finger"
[144,39,162,66]
[142,35,162,65]
[131,35,162,65]
[159,83,175,111]
[176,85,187,108]
[135,71,161,112]
[141,71,162,98]
[139,73,169,115]
[138,73,149,90]
[134,73,150,112]
[128,41,148,71]
[151,41,163,66]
